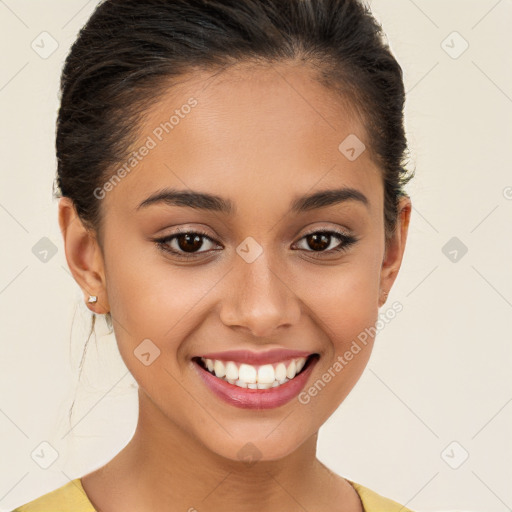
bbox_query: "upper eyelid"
[300,227,350,237]
[162,226,350,242]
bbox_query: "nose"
[219,251,301,338]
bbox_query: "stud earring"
[88,295,98,304]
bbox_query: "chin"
[196,420,314,464]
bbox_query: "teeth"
[257,364,275,384]
[225,361,238,381]
[275,362,287,382]
[213,360,225,378]
[286,360,296,379]
[200,356,310,389]
[239,364,257,383]
[295,358,306,373]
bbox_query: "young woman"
[13,0,415,510]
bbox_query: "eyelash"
[154,227,359,260]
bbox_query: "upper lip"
[196,349,317,365]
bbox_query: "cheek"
[293,260,380,406]
[300,261,380,346]
[104,236,215,337]
[102,248,224,395]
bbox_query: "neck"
[82,389,358,512]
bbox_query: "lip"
[197,348,315,365]
[193,353,319,409]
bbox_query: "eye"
[154,227,358,261]
[293,229,358,256]
[154,228,221,259]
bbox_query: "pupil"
[308,233,329,251]
[178,233,203,252]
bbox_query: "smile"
[192,352,320,409]
[196,356,311,389]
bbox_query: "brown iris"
[176,233,204,253]
[306,233,331,251]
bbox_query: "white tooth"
[295,357,306,373]
[271,380,280,387]
[226,378,236,384]
[235,379,248,388]
[275,362,287,381]
[286,360,297,379]
[238,363,257,383]
[247,383,258,389]
[257,382,272,389]
[206,358,214,372]
[225,361,239,381]
[214,360,226,378]
[257,364,275,384]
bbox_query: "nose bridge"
[220,246,300,337]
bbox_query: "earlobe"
[58,197,110,314]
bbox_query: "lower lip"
[193,356,318,409]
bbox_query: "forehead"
[106,61,382,213]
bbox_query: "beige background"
[1,1,511,511]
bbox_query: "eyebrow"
[291,187,369,213]
[136,186,369,214]
[136,188,235,214]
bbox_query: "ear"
[378,195,412,307]
[58,197,110,314]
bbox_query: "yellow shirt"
[11,477,414,511]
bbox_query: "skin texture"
[58,61,411,512]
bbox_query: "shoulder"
[347,479,415,512]
[11,478,95,512]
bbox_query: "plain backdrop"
[0,1,511,511]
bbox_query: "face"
[60,61,411,462]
